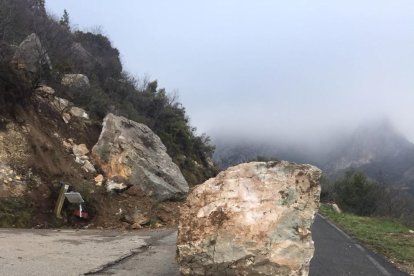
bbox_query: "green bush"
[320,173,335,202]
[0,198,33,227]
[0,52,32,112]
[334,169,378,216]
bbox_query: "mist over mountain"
[214,118,414,193]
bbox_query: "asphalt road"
[94,215,408,276]
[94,229,179,276]
[0,216,408,275]
[0,228,149,276]
[309,215,408,276]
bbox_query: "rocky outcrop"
[92,113,189,201]
[61,74,90,89]
[11,33,52,74]
[177,161,322,276]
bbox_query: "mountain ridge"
[214,119,414,193]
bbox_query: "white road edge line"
[317,214,352,239]
[317,214,391,276]
[366,255,392,276]
[354,243,365,252]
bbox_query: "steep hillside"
[0,82,183,228]
[0,0,217,186]
[0,0,218,228]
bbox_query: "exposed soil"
[0,93,182,230]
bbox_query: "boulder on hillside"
[34,85,55,98]
[61,74,90,89]
[70,107,89,119]
[177,161,322,276]
[11,33,52,74]
[92,113,189,201]
[94,174,104,186]
[50,97,70,113]
[70,42,96,72]
[72,144,89,157]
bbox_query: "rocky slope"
[0,33,190,229]
[0,90,184,228]
[0,0,218,188]
[0,0,219,228]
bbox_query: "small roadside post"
[54,182,69,219]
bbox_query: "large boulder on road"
[177,161,322,276]
[92,113,189,201]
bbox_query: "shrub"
[320,173,335,202]
[0,50,32,112]
[334,169,378,216]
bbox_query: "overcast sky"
[46,1,414,143]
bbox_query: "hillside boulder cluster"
[1,33,190,221]
[12,33,189,200]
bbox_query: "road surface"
[95,215,408,276]
[310,215,407,276]
[0,215,408,275]
[0,228,149,275]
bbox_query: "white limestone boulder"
[177,161,322,276]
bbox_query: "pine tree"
[36,0,45,9]
[31,0,45,13]
[59,9,70,29]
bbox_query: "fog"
[46,1,414,144]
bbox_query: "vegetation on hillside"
[0,0,218,185]
[321,169,414,227]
